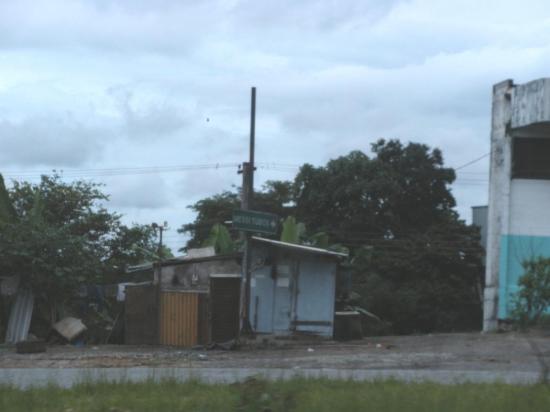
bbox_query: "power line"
[2,163,241,180]
[454,152,490,171]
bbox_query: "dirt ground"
[1,331,549,375]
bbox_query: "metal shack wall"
[159,291,206,347]
[249,245,337,337]
[293,255,336,337]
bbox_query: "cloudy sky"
[1,0,550,252]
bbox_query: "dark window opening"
[512,137,550,179]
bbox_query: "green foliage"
[180,181,294,251]
[203,223,235,254]
[0,174,161,319]
[0,175,16,224]
[280,216,306,244]
[353,223,483,333]
[179,191,240,251]
[2,379,550,412]
[309,232,329,248]
[512,256,550,326]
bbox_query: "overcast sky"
[1,0,550,252]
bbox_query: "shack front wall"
[249,244,336,337]
[159,258,241,291]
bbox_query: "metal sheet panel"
[250,266,274,333]
[295,257,336,337]
[159,291,199,347]
[273,262,293,333]
[210,277,240,343]
[5,289,34,344]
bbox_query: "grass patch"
[1,378,550,411]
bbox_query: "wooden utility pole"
[152,221,167,344]
[240,87,256,334]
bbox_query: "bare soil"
[1,331,549,375]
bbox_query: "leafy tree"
[292,140,481,333]
[179,191,240,251]
[0,174,161,323]
[179,139,484,333]
[0,175,16,223]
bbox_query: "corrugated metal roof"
[5,289,34,344]
[251,237,348,257]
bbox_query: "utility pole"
[239,87,256,335]
[152,221,167,264]
[152,221,167,344]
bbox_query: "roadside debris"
[53,317,87,342]
[15,339,46,354]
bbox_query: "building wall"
[509,179,550,236]
[485,78,550,330]
[159,257,241,291]
[484,79,514,331]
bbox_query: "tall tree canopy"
[180,139,483,333]
[0,174,162,320]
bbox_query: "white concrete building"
[484,78,550,331]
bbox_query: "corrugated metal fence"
[159,291,203,347]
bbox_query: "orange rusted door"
[159,291,199,347]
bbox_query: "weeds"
[1,378,550,412]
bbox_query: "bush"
[512,257,550,327]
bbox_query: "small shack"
[249,237,347,337]
[125,252,242,347]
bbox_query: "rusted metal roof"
[127,253,242,273]
[251,237,348,258]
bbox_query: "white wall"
[509,179,550,237]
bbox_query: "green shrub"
[512,257,550,327]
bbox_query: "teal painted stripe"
[498,234,550,318]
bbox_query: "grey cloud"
[179,169,239,200]
[0,114,106,167]
[107,174,169,209]
[229,0,404,31]
[107,86,188,140]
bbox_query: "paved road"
[0,366,543,388]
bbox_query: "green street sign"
[233,209,279,235]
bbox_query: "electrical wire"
[454,152,490,171]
